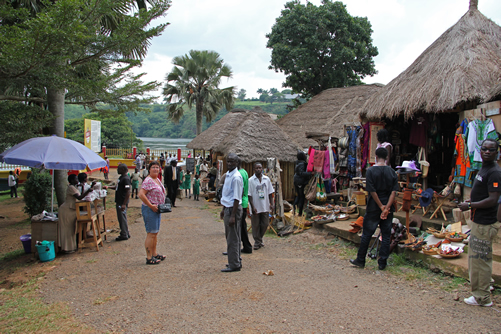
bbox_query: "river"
[138,137,192,150]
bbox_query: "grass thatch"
[187,108,302,162]
[362,7,501,121]
[276,84,384,149]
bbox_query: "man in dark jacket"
[164,160,181,207]
[293,151,311,216]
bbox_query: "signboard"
[84,119,101,153]
[185,158,195,173]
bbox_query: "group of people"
[219,153,275,272]
[346,139,500,308]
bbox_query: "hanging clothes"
[466,119,497,170]
[312,149,325,173]
[346,126,358,178]
[361,123,370,168]
[307,147,315,172]
[356,126,363,178]
[323,149,331,179]
[453,133,470,185]
[409,115,428,147]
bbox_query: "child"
[131,167,140,199]
[193,174,200,201]
[184,170,192,199]
[140,165,148,182]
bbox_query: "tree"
[266,0,378,99]
[0,0,170,205]
[237,89,247,101]
[163,50,235,135]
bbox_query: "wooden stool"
[75,199,106,251]
[76,215,103,251]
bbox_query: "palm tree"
[163,50,235,135]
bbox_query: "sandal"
[146,257,161,265]
[154,254,166,261]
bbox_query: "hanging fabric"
[312,149,325,173]
[466,119,497,170]
[307,147,315,172]
[328,137,336,174]
[417,147,429,178]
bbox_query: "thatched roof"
[362,6,501,120]
[186,109,248,151]
[276,84,384,149]
[187,108,302,162]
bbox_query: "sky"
[135,0,501,100]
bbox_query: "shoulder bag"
[158,196,172,213]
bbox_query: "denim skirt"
[142,204,161,233]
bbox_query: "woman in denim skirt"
[138,161,166,265]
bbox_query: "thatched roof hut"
[361,2,501,120]
[276,84,384,149]
[187,107,301,162]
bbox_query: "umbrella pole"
[51,170,54,215]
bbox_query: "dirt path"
[39,195,500,333]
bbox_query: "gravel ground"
[40,194,501,333]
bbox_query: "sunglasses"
[480,147,498,152]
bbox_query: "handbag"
[304,175,317,202]
[158,197,172,213]
[417,147,429,178]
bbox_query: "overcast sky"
[136,0,501,100]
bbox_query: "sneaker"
[463,296,493,307]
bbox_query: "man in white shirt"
[248,162,274,250]
[8,171,18,198]
[219,153,243,272]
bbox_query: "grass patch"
[199,204,209,210]
[86,259,97,264]
[0,275,93,333]
[0,249,25,262]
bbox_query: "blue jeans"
[356,211,393,266]
[142,205,161,233]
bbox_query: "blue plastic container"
[36,241,56,262]
[20,234,32,254]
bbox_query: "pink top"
[141,176,166,206]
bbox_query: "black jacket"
[293,160,311,186]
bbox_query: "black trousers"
[240,208,252,252]
[168,183,178,207]
[294,184,306,215]
[356,211,393,266]
[10,186,17,198]
[208,175,216,191]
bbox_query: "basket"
[432,232,447,239]
[438,251,461,258]
[354,192,366,206]
[422,248,438,255]
[445,233,467,242]
[336,213,349,221]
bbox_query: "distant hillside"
[64,101,291,138]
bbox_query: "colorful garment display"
[467,119,497,170]
[453,133,470,185]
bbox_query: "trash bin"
[35,240,56,262]
[20,234,32,254]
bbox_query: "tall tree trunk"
[47,87,67,207]
[196,100,203,135]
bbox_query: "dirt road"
[39,194,501,333]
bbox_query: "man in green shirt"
[238,158,253,253]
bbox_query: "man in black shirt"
[350,148,398,270]
[106,163,131,241]
[459,139,501,307]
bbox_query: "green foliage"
[22,169,52,216]
[0,101,53,152]
[65,112,142,148]
[163,50,236,134]
[266,0,378,98]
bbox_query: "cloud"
[135,0,501,100]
